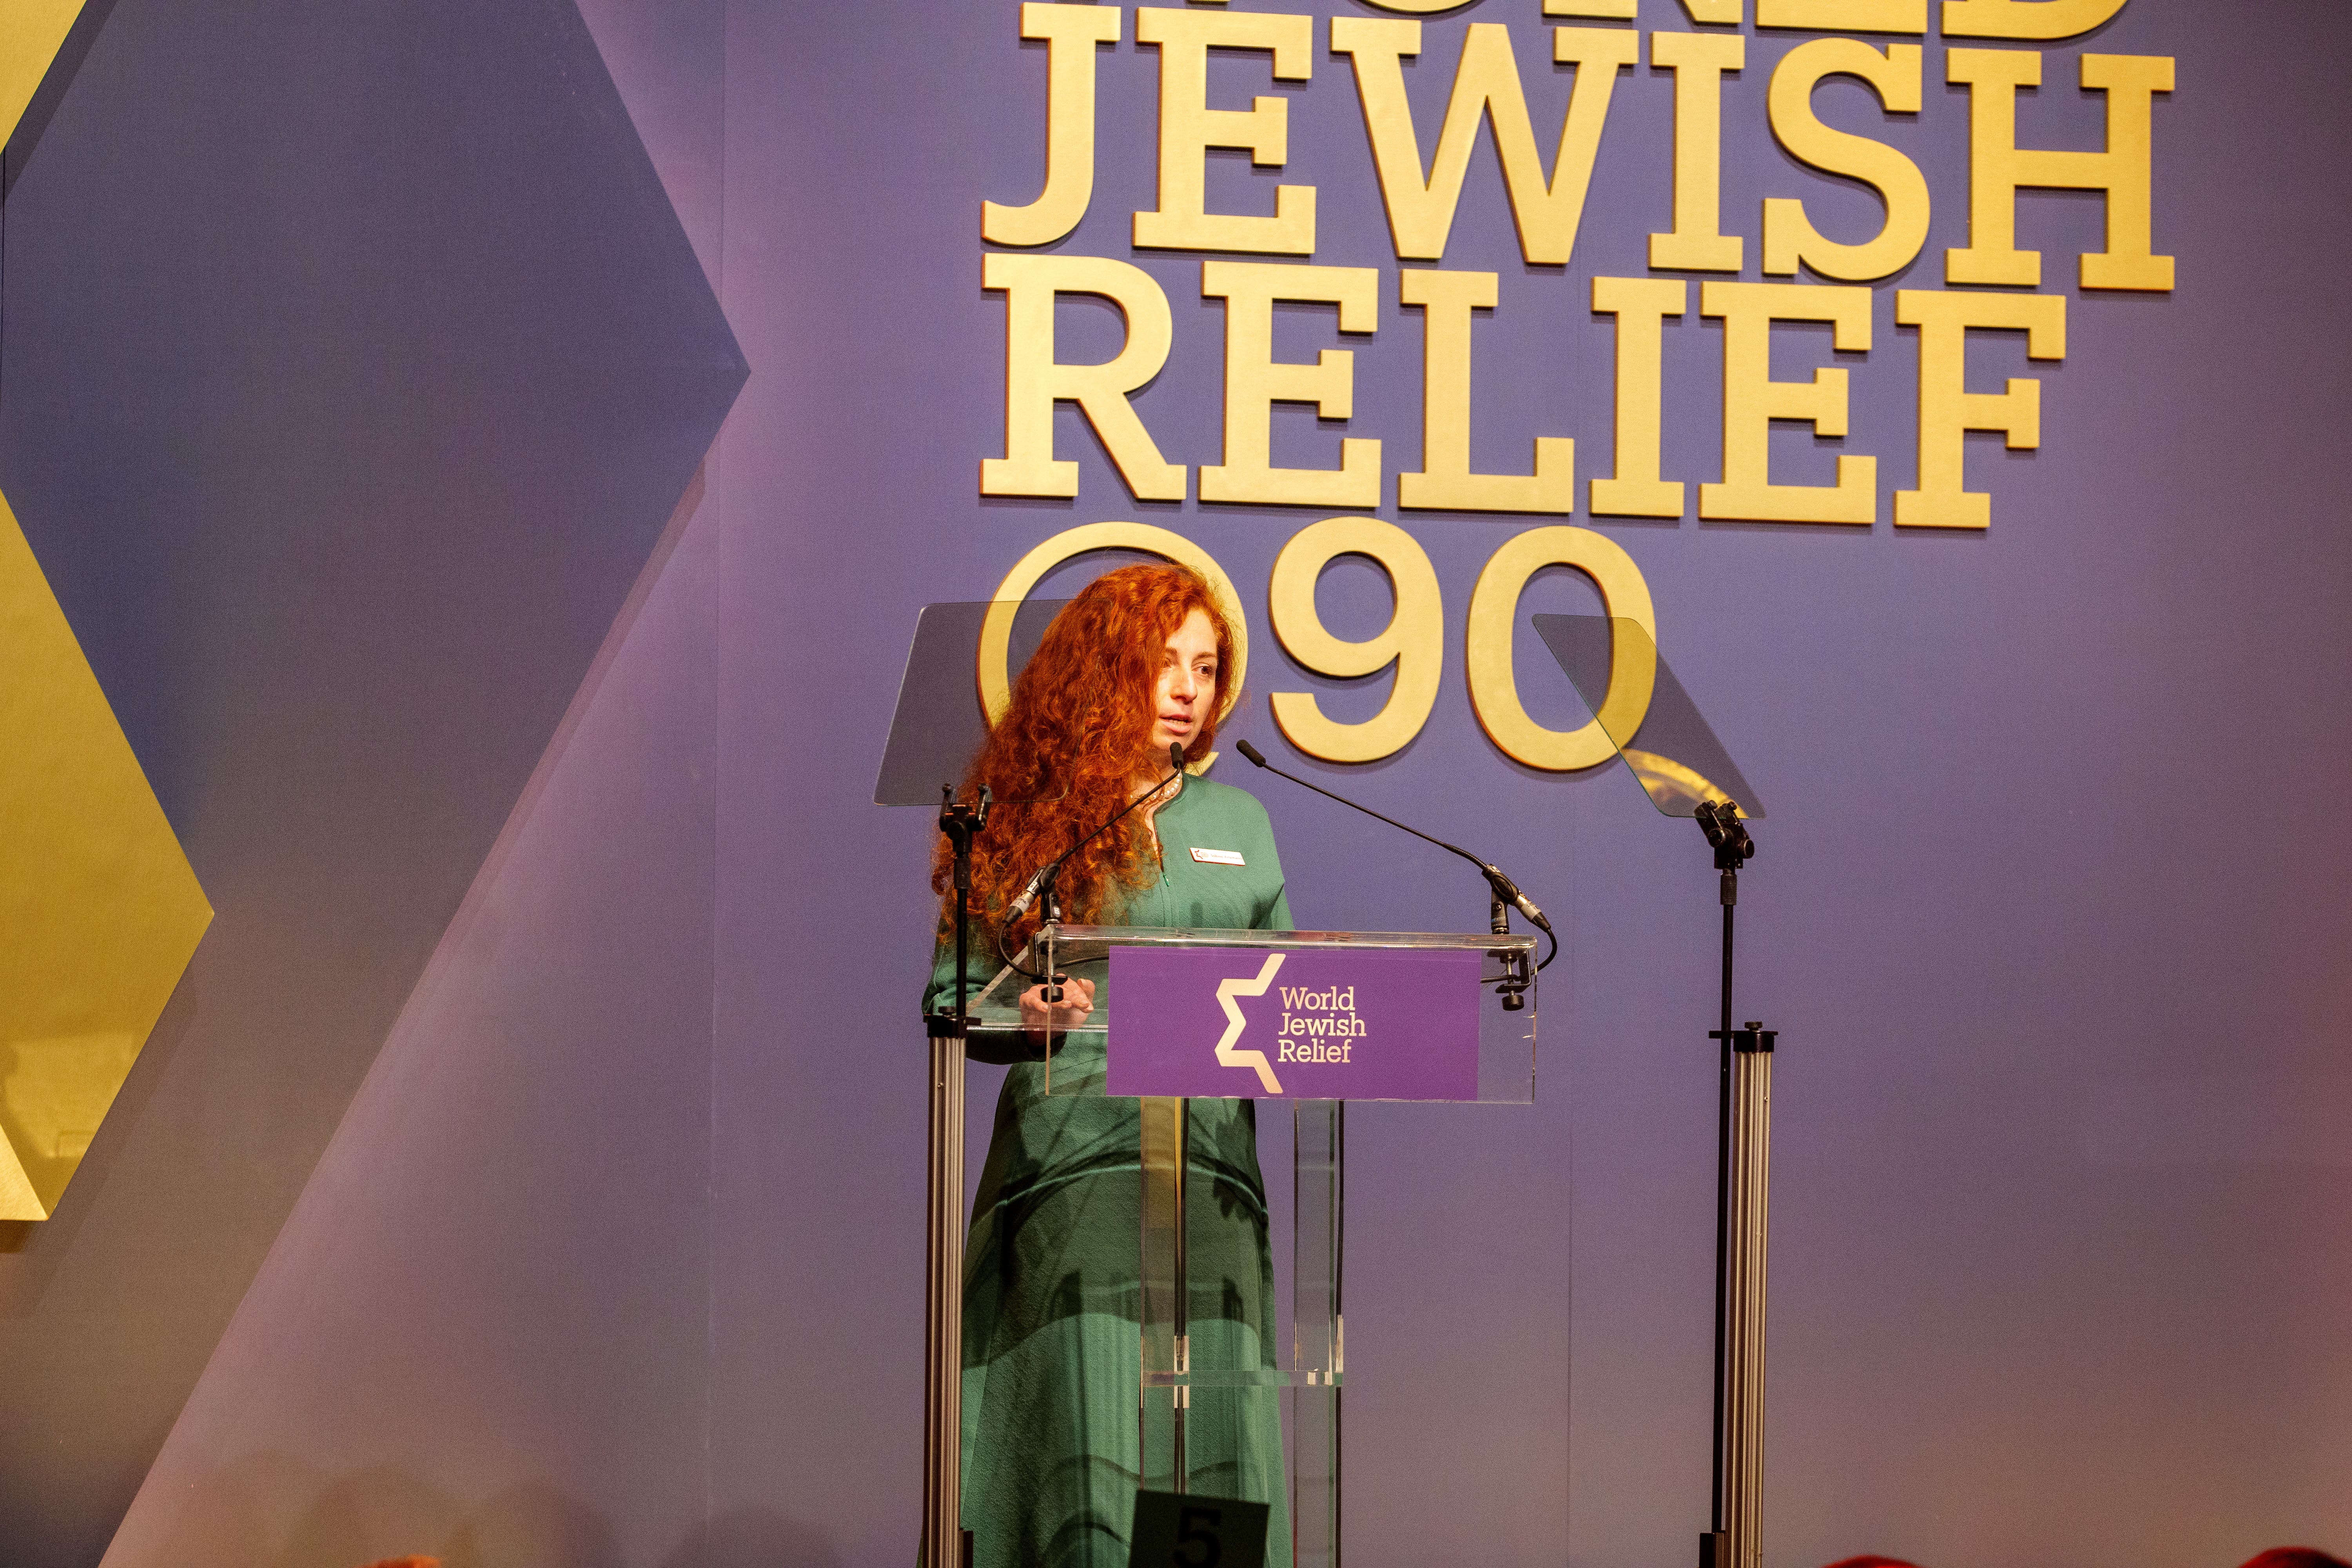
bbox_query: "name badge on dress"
[1189,847,1245,866]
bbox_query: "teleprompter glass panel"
[1531,613,1765,820]
[873,599,1073,807]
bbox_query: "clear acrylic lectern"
[967,923,1540,1568]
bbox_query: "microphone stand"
[922,783,989,1568]
[1695,799,1770,1568]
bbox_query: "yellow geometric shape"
[0,488,211,1219]
[1,0,89,147]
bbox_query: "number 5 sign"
[1129,1489,1271,1568]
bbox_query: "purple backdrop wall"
[708,4,2352,1565]
[6,1,2342,1566]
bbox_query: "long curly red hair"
[935,563,1232,942]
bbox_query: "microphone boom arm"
[1233,740,1557,980]
[999,744,1191,986]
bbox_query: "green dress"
[925,777,1295,1568]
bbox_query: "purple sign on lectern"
[1105,946,1482,1101]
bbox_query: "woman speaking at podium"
[924,564,1293,1568]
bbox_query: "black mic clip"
[1478,864,1538,1011]
[1694,798,1755,907]
[936,782,993,891]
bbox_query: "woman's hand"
[1018,976,1096,1034]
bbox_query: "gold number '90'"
[984,519,1654,773]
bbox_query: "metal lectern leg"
[1722,1035,1772,1568]
[1293,1099,1343,1568]
[923,1031,967,1568]
[1140,1095,1189,1494]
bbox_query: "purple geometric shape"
[1107,946,1482,1103]
[0,0,743,1560]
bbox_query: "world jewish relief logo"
[1215,955,1375,1095]
[1214,955,1287,1094]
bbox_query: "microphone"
[1006,742,1188,921]
[1232,739,1552,936]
